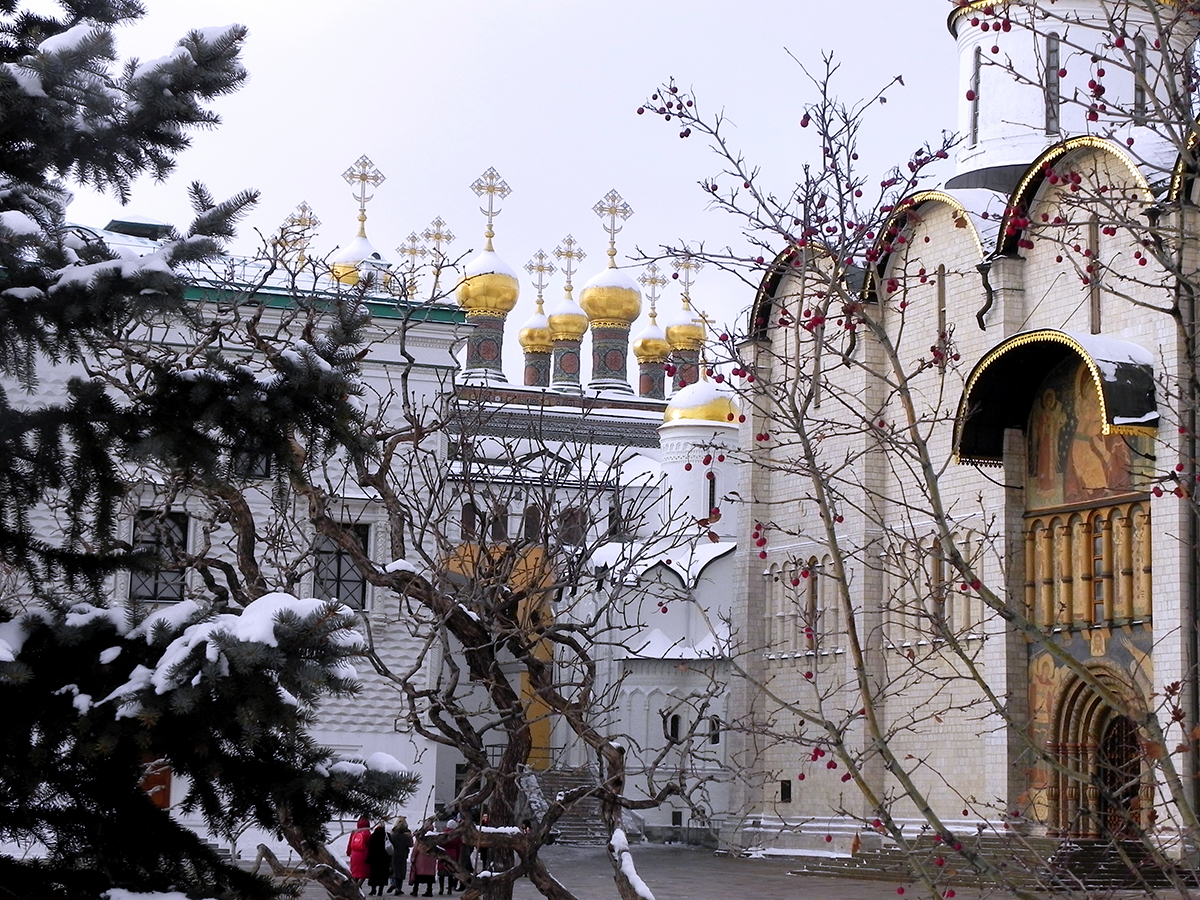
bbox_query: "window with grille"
[130,511,188,603]
[314,523,370,609]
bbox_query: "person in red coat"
[347,816,371,887]
[408,837,437,897]
[437,821,462,895]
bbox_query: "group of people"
[345,815,469,897]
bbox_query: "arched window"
[709,715,721,745]
[461,502,480,541]
[1045,33,1061,133]
[668,714,681,742]
[489,504,508,542]
[561,507,587,545]
[522,505,542,543]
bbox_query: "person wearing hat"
[347,816,371,887]
[388,817,413,894]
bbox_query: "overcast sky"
[63,0,962,371]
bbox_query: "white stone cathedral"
[722,0,1200,858]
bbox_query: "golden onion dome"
[663,380,741,425]
[633,311,671,363]
[519,299,553,354]
[330,216,388,286]
[547,295,589,342]
[579,265,642,326]
[665,297,706,351]
[457,249,520,315]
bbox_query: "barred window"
[314,523,370,609]
[131,511,188,603]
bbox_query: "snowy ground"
[288,842,1025,900]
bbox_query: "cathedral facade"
[724,0,1199,857]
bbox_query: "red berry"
[685,463,692,471]
[825,835,832,843]
[965,89,976,101]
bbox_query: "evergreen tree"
[0,3,418,897]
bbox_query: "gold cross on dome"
[525,250,555,304]
[274,200,321,259]
[553,234,586,297]
[637,262,668,312]
[397,233,428,268]
[672,253,704,302]
[592,189,634,267]
[470,167,511,249]
[288,201,321,232]
[343,155,386,214]
[422,216,455,259]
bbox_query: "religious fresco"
[1027,359,1147,510]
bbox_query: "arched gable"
[997,136,1151,257]
[870,190,986,298]
[748,243,864,341]
[955,329,1157,466]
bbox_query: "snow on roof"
[630,627,724,660]
[1066,332,1154,367]
[590,537,735,589]
[619,453,662,484]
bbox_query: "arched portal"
[1048,668,1150,838]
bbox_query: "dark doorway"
[1098,714,1140,838]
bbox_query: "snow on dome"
[464,249,518,280]
[519,306,553,354]
[633,317,670,363]
[580,265,641,324]
[333,234,386,266]
[582,266,639,292]
[547,295,589,341]
[663,380,740,424]
[457,249,520,314]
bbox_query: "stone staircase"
[526,766,609,845]
[786,835,1195,890]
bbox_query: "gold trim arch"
[954,329,1157,466]
[996,137,1151,258]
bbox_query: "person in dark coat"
[367,823,391,895]
[347,816,371,887]
[388,817,413,894]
